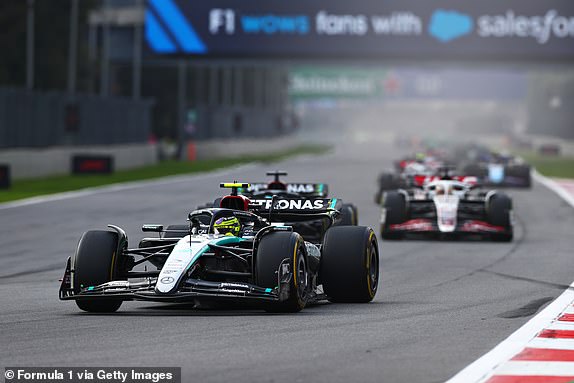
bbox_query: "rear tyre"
[336,203,358,226]
[487,193,513,242]
[256,232,307,313]
[321,226,379,303]
[514,165,532,188]
[73,230,123,313]
[381,191,407,240]
[350,204,359,223]
[375,173,397,203]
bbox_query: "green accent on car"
[265,288,273,293]
[87,286,94,291]
[214,236,246,245]
[329,198,337,209]
[183,236,246,274]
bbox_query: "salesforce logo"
[429,9,474,42]
[477,10,574,45]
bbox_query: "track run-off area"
[1,132,574,383]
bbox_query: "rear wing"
[249,198,341,221]
[412,175,478,187]
[241,183,328,198]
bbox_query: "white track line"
[533,170,574,208]
[0,163,256,211]
[446,170,574,383]
[546,322,574,331]
[446,282,574,383]
[528,338,574,351]
[494,361,574,376]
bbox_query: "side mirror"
[142,224,164,232]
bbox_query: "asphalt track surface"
[2,134,574,383]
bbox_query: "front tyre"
[321,226,379,303]
[381,191,407,240]
[256,232,307,313]
[73,230,123,313]
[487,193,513,242]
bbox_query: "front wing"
[59,257,293,304]
[385,218,510,236]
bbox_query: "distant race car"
[457,145,531,188]
[374,155,446,204]
[241,171,330,199]
[380,175,513,242]
[462,160,531,188]
[197,171,359,240]
[59,183,379,313]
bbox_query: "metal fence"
[0,87,153,148]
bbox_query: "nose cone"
[433,195,459,232]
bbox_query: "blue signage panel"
[145,0,574,61]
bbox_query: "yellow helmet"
[213,216,241,236]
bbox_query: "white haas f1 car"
[380,175,513,242]
[59,183,379,313]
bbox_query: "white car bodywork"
[425,180,472,233]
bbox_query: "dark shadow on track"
[497,297,554,319]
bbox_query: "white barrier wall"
[0,144,158,179]
[0,135,304,180]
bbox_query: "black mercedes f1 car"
[198,171,358,241]
[60,183,379,313]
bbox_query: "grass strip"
[0,144,330,203]
[518,151,574,179]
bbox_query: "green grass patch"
[0,144,330,203]
[517,151,574,179]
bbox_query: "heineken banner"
[145,0,574,61]
[289,68,387,99]
[288,68,527,100]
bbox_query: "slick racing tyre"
[510,165,531,188]
[487,193,513,242]
[336,203,358,226]
[73,230,123,313]
[375,173,398,203]
[349,204,359,223]
[321,226,379,303]
[381,191,407,240]
[256,232,308,313]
